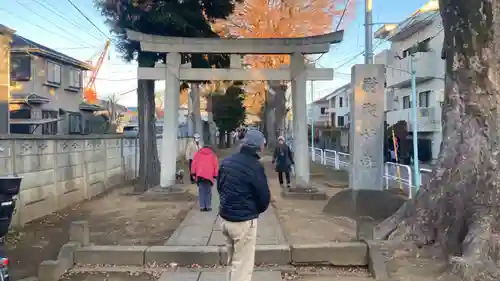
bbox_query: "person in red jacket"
[191,145,219,212]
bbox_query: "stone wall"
[0,135,188,226]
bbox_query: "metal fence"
[308,147,433,199]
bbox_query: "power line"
[32,0,104,42]
[15,0,95,48]
[66,0,110,39]
[331,10,441,72]
[118,88,137,96]
[335,0,351,32]
[52,46,100,50]
[0,7,90,48]
[314,0,351,65]
[96,77,137,81]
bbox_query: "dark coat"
[217,145,270,222]
[272,144,294,172]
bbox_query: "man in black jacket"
[217,129,270,281]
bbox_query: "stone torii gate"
[126,30,344,188]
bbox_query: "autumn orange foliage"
[213,0,354,114]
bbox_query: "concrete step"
[72,242,369,266]
[158,271,282,281]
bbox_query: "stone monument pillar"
[290,52,311,187]
[349,64,385,190]
[160,52,181,188]
[0,25,14,135]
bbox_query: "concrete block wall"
[0,135,188,226]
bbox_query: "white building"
[375,1,443,162]
[308,83,351,128]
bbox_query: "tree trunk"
[135,53,161,192]
[270,81,287,139]
[375,1,500,279]
[218,132,225,149]
[265,88,277,147]
[206,95,217,145]
[225,132,231,148]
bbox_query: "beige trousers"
[221,218,257,281]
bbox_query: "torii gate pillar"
[290,53,310,187]
[160,52,181,188]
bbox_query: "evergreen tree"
[212,84,246,147]
[95,0,234,191]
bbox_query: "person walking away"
[272,136,294,188]
[217,129,270,281]
[191,145,219,211]
[185,133,201,184]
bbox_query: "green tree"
[95,0,234,191]
[212,84,246,148]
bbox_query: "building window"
[11,54,31,81]
[332,97,336,108]
[419,90,430,107]
[41,110,58,135]
[330,113,336,127]
[320,107,327,115]
[68,68,81,89]
[339,97,343,107]
[68,113,82,134]
[337,115,345,127]
[403,96,411,109]
[46,61,61,85]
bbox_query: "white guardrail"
[309,147,433,199]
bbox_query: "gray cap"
[242,129,266,148]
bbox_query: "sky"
[0,0,431,107]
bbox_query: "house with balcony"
[7,30,106,135]
[307,83,352,151]
[375,1,443,162]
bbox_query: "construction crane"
[84,39,110,104]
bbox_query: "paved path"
[166,192,286,246]
[159,271,282,281]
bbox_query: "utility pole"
[364,0,373,64]
[407,40,430,190]
[409,54,420,190]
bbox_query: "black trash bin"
[0,177,21,238]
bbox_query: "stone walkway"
[158,271,282,281]
[166,192,286,246]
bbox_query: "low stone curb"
[72,242,369,267]
[364,240,390,280]
[280,189,328,200]
[37,221,90,281]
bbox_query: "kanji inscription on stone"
[360,155,376,168]
[359,128,376,140]
[362,102,378,117]
[362,77,378,93]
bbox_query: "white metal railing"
[384,162,413,198]
[310,147,324,163]
[308,147,434,199]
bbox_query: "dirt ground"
[263,158,357,244]
[371,241,456,281]
[61,272,158,281]
[6,185,197,280]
